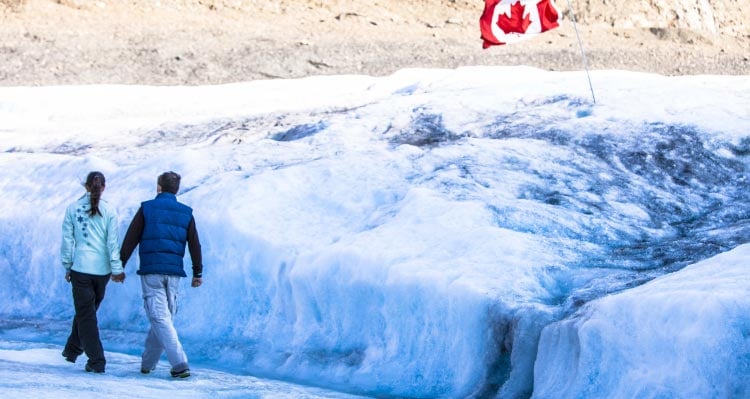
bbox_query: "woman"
[60,171,124,373]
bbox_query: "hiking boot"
[61,350,77,363]
[170,368,190,378]
[85,364,105,374]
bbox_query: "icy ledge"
[533,243,750,399]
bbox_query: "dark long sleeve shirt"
[120,207,203,278]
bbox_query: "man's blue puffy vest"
[137,192,192,277]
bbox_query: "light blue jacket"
[61,193,123,276]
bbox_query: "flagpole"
[564,0,596,104]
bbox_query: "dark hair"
[158,171,181,194]
[85,171,105,216]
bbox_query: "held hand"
[111,273,126,283]
[65,271,72,283]
[191,277,202,288]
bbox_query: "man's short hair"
[158,171,181,194]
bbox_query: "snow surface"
[534,244,750,399]
[0,336,367,399]
[0,67,748,398]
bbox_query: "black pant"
[64,270,110,372]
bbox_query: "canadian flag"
[480,0,561,48]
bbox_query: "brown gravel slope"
[1,0,749,86]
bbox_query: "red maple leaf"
[496,1,531,34]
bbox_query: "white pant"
[140,274,189,372]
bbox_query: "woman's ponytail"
[85,171,106,216]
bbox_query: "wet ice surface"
[0,343,366,399]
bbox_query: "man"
[118,171,203,378]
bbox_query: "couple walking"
[60,171,203,378]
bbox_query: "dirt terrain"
[1,0,748,86]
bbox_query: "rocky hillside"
[1,0,748,85]
[576,0,749,35]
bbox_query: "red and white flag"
[480,0,561,48]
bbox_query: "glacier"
[0,67,748,398]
